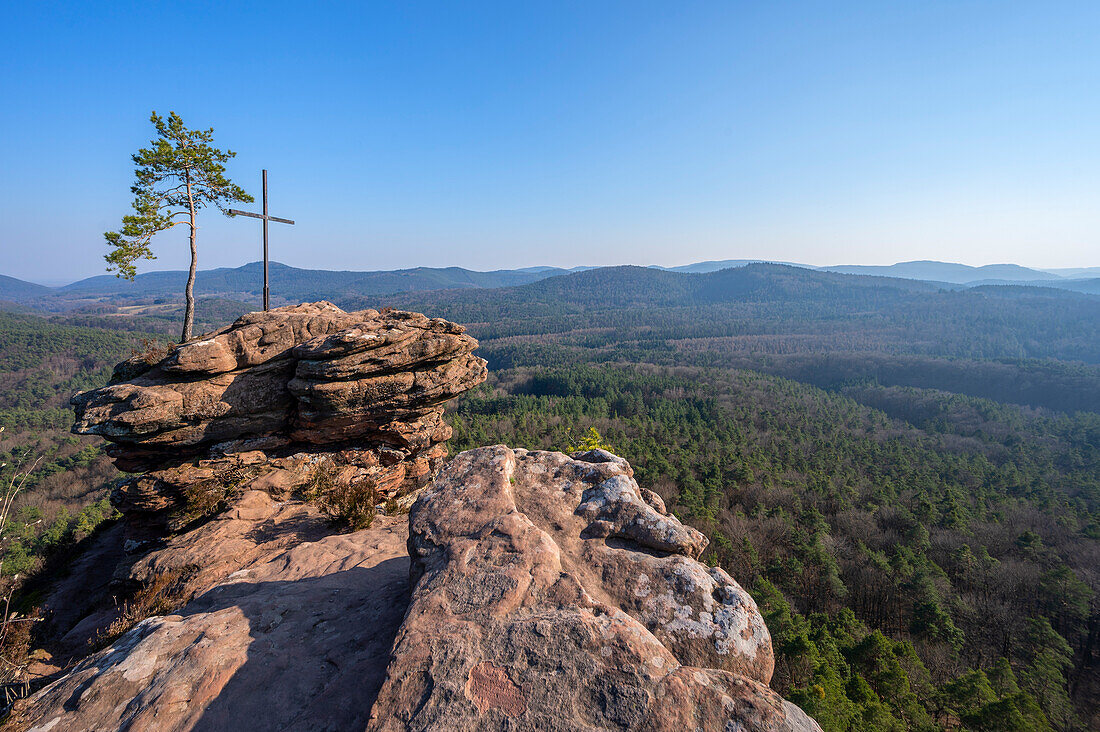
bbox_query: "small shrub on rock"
[177,467,255,529]
[567,427,613,453]
[322,480,376,531]
[303,463,376,531]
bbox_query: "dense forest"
[392,266,1100,730]
[0,264,1097,730]
[0,312,161,580]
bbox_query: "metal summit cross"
[228,169,295,311]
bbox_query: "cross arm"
[228,210,295,225]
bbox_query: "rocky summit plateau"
[9,303,821,731]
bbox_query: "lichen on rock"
[369,445,814,731]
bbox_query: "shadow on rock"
[187,558,409,732]
[19,554,410,732]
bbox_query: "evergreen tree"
[1020,617,1077,730]
[105,111,252,342]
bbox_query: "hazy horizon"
[12,256,1100,289]
[3,2,1099,282]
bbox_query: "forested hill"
[0,274,52,301]
[373,261,1099,316]
[3,262,569,309]
[379,262,941,309]
[60,261,563,297]
[0,311,156,591]
[371,263,1100,414]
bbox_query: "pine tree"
[105,111,252,342]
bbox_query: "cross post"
[229,169,295,311]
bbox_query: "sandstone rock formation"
[70,302,487,527]
[13,308,821,730]
[370,446,797,731]
[16,446,820,731]
[16,503,412,732]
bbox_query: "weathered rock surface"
[70,302,486,525]
[27,309,819,731]
[16,447,820,731]
[74,302,484,454]
[16,500,411,732]
[369,446,809,731]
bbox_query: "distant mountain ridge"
[655,259,807,273]
[2,258,1097,309]
[655,258,1089,284]
[0,273,54,301]
[58,261,564,297]
[1043,266,1100,278]
[819,260,1059,284]
[379,263,946,314]
[3,262,572,309]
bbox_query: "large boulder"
[369,446,811,731]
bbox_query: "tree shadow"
[181,556,409,731]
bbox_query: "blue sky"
[2,1,1098,283]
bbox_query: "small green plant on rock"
[383,497,411,516]
[567,427,613,453]
[131,338,175,366]
[323,481,376,531]
[299,462,335,503]
[177,466,255,529]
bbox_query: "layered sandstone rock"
[70,302,487,525]
[16,447,820,731]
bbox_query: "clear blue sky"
[2,1,1098,283]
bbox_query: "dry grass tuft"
[92,566,199,650]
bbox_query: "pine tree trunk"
[182,174,197,343]
[182,224,197,342]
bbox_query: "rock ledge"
[70,302,487,526]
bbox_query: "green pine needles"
[569,426,613,453]
[105,111,252,342]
